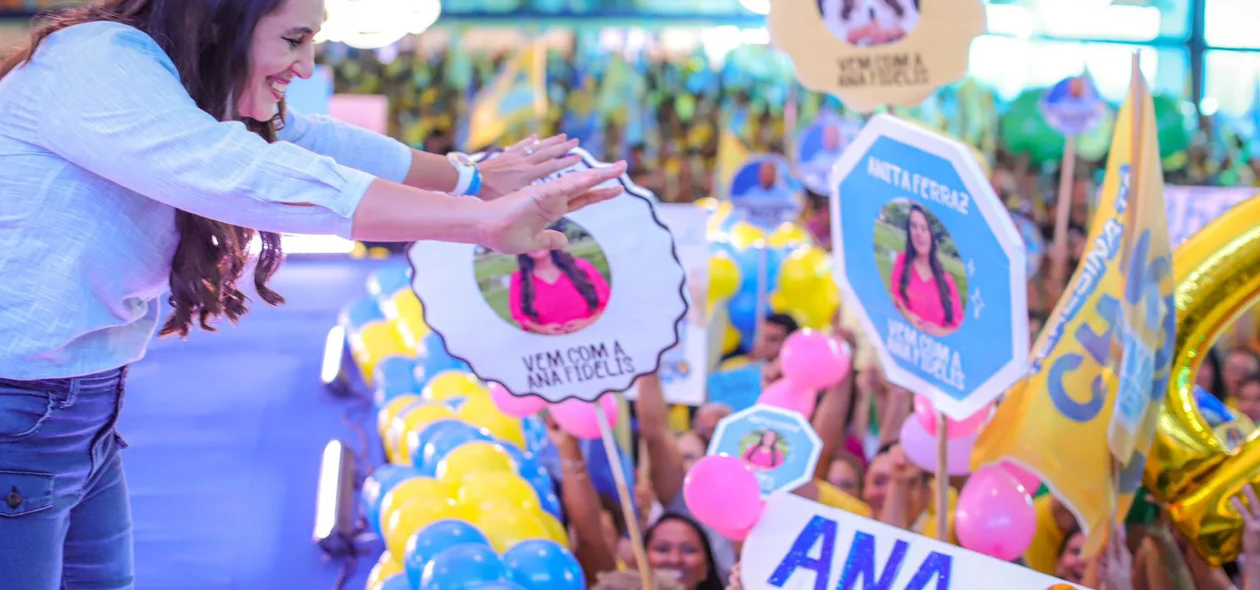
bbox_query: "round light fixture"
[318,0,442,50]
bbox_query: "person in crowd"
[1198,348,1225,397]
[889,204,964,337]
[0,1,621,587]
[824,451,865,498]
[1236,373,1260,426]
[542,414,620,582]
[592,569,685,590]
[644,513,726,590]
[747,313,799,363]
[509,244,611,335]
[1055,532,1089,586]
[692,403,733,444]
[1224,348,1260,401]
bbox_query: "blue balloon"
[406,419,463,470]
[379,574,411,590]
[418,331,450,361]
[581,439,636,512]
[502,539,585,590]
[418,422,493,475]
[727,290,760,336]
[733,245,782,294]
[362,464,422,536]
[465,582,526,590]
[1196,386,1235,426]
[373,357,420,408]
[366,261,413,299]
[340,298,386,330]
[421,544,508,590]
[525,471,563,520]
[404,520,493,589]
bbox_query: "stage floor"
[119,257,388,589]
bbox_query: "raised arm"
[635,373,688,506]
[29,23,618,249]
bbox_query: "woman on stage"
[0,0,622,587]
[509,247,611,335]
[889,204,964,337]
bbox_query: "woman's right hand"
[480,162,627,254]
[727,563,744,590]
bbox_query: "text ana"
[523,340,636,389]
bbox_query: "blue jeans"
[0,368,133,589]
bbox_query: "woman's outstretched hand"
[478,135,583,200]
[480,161,626,254]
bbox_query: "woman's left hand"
[478,135,583,200]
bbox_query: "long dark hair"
[900,204,955,327]
[836,0,913,19]
[1,0,287,338]
[644,513,724,590]
[516,250,600,322]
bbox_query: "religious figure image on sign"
[474,218,613,336]
[876,199,968,337]
[798,116,859,195]
[730,156,803,229]
[739,429,789,470]
[817,0,921,47]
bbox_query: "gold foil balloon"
[1146,195,1260,565]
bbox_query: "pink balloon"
[757,378,817,418]
[1000,461,1041,495]
[683,455,764,532]
[898,418,974,476]
[779,330,852,390]
[955,465,1036,561]
[549,394,619,440]
[712,520,757,542]
[489,382,548,418]
[913,395,991,440]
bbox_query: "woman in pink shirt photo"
[507,222,612,335]
[888,203,965,337]
[741,429,786,470]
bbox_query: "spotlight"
[321,325,353,397]
[313,439,358,557]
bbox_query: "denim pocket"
[0,384,55,441]
[0,470,54,518]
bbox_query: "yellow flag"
[971,64,1174,556]
[468,41,547,150]
[715,128,749,200]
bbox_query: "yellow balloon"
[352,321,415,386]
[719,355,750,371]
[721,323,742,355]
[379,477,452,533]
[384,289,429,344]
[458,471,541,515]
[457,394,526,449]
[378,395,422,445]
[708,252,741,302]
[389,403,458,465]
[423,371,489,402]
[728,221,764,250]
[539,511,570,547]
[384,499,474,559]
[436,441,517,485]
[778,250,823,297]
[707,201,734,233]
[475,508,551,553]
[768,222,810,248]
[366,553,402,590]
[694,196,719,211]
[1151,195,1260,565]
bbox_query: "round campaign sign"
[797,115,861,196]
[408,148,688,403]
[1039,72,1107,137]
[830,114,1028,419]
[708,405,822,498]
[768,0,985,113]
[728,154,804,229]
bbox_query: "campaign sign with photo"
[708,405,821,498]
[830,114,1028,419]
[706,363,765,413]
[767,0,986,113]
[741,494,1086,589]
[1012,213,1045,278]
[624,204,710,406]
[797,115,861,195]
[1164,186,1256,247]
[728,155,805,230]
[408,148,688,403]
[1039,72,1106,137]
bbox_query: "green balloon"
[1152,94,1192,159]
[1001,89,1064,165]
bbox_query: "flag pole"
[935,413,950,542]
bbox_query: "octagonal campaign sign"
[408,147,688,403]
[830,114,1028,419]
[708,405,822,498]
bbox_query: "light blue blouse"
[0,22,413,379]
